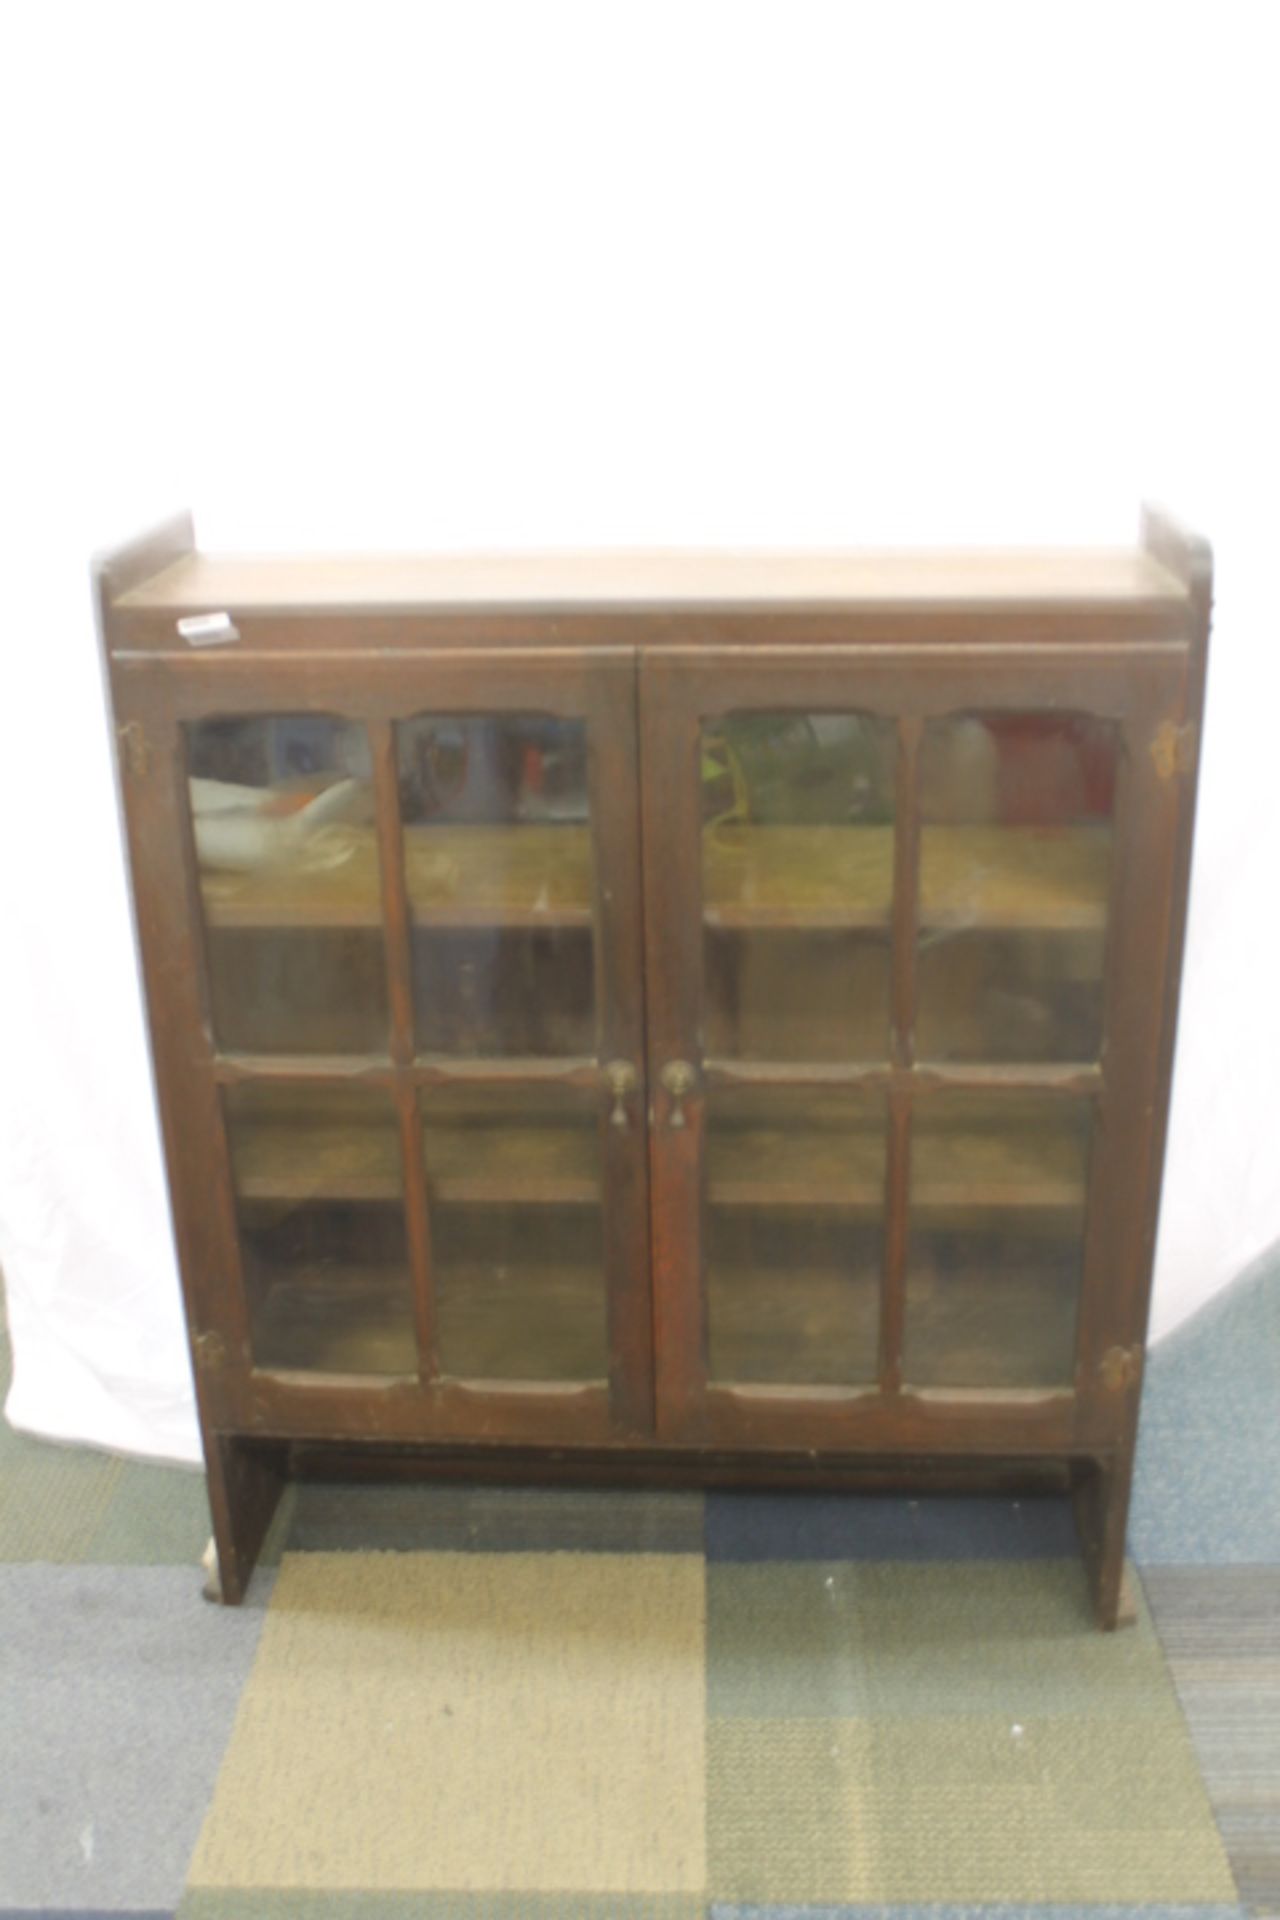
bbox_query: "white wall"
[2,0,1277,1459]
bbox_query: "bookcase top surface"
[114,546,1189,616]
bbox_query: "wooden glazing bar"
[879,1090,912,1395]
[212,1053,1104,1098]
[910,1061,1104,1096]
[412,1054,600,1089]
[703,1058,1104,1096]
[213,1053,398,1085]
[704,1059,889,1090]
[370,722,416,1066]
[879,718,922,1394]
[890,717,922,1067]
[370,719,437,1381]
[394,1075,437,1379]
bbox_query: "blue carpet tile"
[706,1489,1078,1561]
[1131,1249,1280,1565]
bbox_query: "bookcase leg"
[203,1433,289,1605]
[1072,1452,1138,1631]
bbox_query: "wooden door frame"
[109,645,653,1447]
[640,639,1190,1455]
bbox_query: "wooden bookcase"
[95,507,1211,1627]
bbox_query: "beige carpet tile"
[187,1551,706,1896]
[707,1556,1183,1720]
[707,1709,1237,1906]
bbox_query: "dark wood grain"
[368,718,438,1382]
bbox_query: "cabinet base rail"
[207,1431,1135,1628]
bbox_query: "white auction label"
[177,611,241,647]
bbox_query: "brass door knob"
[660,1059,696,1128]
[603,1060,639,1128]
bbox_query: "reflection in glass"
[186,715,386,1054]
[916,714,1116,1061]
[422,1084,607,1381]
[397,716,595,1057]
[701,714,896,1062]
[705,1086,884,1386]
[904,1092,1092,1389]
[225,1082,415,1375]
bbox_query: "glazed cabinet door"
[114,649,651,1445]
[641,645,1188,1452]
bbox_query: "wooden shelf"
[248,1254,1076,1391]
[708,1263,1077,1390]
[704,824,1110,932]
[423,1125,599,1205]
[402,826,594,928]
[249,1264,606,1382]
[708,1265,879,1388]
[705,825,893,929]
[911,1122,1088,1216]
[200,821,1107,935]
[233,1119,600,1207]
[250,1268,417,1375]
[231,1112,1083,1215]
[232,1122,402,1202]
[920,826,1110,934]
[708,1120,1084,1215]
[201,825,594,931]
[706,1128,885,1212]
[903,1263,1079,1390]
[436,1263,607,1382]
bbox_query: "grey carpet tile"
[287,1478,703,1554]
[0,1565,273,1913]
[1141,1565,1280,1660]
[1213,1805,1280,1918]
[708,1909,1250,1919]
[1143,1567,1280,1917]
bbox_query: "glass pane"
[422,1084,607,1382]
[916,714,1116,1061]
[704,931,890,1063]
[706,1086,884,1386]
[702,713,896,1062]
[397,716,594,1057]
[904,1092,1092,1388]
[225,1082,415,1375]
[187,716,386,1054]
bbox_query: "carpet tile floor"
[1,1252,1278,1918]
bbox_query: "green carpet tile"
[0,1256,1277,1915]
[0,1324,212,1568]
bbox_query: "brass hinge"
[117,719,151,777]
[1150,719,1196,781]
[194,1330,229,1373]
[1099,1344,1143,1391]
